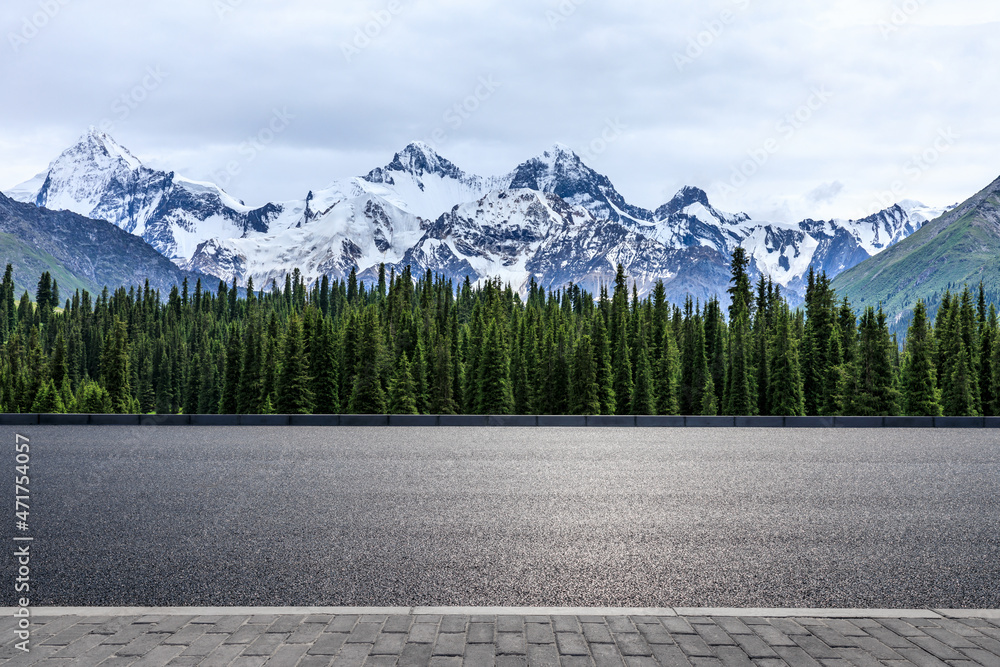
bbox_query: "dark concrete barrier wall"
[1,414,995,427]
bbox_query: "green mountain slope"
[831,175,1000,330]
[0,192,212,301]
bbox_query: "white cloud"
[1,0,998,219]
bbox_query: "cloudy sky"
[2,0,999,222]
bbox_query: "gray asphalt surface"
[2,426,999,608]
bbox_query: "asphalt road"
[3,426,999,608]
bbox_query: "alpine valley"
[5,128,949,305]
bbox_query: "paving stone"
[556,632,590,656]
[583,623,615,644]
[769,619,810,636]
[773,646,823,667]
[675,635,715,657]
[261,644,309,667]
[180,632,227,656]
[472,615,497,623]
[307,633,349,655]
[921,627,979,648]
[165,657,205,666]
[363,657,398,667]
[650,643,693,667]
[607,618,637,634]
[936,619,986,637]
[696,624,737,646]
[623,657,659,667]
[465,642,497,667]
[817,660,854,667]
[384,615,414,633]
[161,623,208,645]
[266,616,306,633]
[560,656,597,667]
[130,644,188,666]
[199,643,248,667]
[298,657,341,667]
[636,622,674,645]
[660,618,696,635]
[852,637,904,660]
[834,647,883,667]
[714,618,753,636]
[328,615,361,633]
[614,633,653,657]
[861,625,915,649]
[960,648,1000,667]
[243,632,289,656]
[553,616,581,633]
[498,616,525,633]
[225,625,268,645]
[732,633,778,659]
[398,643,434,667]
[370,631,407,655]
[97,623,148,645]
[971,636,1000,655]
[208,615,251,633]
[496,657,528,667]
[433,632,467,656]
[50,633,106,659]
[822,620,870,638]
[527,643,561,666]
[304,615,335,624]
[752,625,796,647]
[753,660,788,667]
[408,623,440,644]
[287,623,328,644]
[332,643,374,667]
[497,632,528,655]
[688,658,724,667]
[909,636,966,661]
[877,619,925,638]
[116,631,169,656]
[148,616,196,634]
[527,623,556,644]
[416,615,443,624]
[469,623,496,644]
[429,657,463,667]
[347,623,384,644]
[793,634,841,660]
[525,616,552,624]
[807,627,857,649]
[441,616,470,633]
[715,645,755,667]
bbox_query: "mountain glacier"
[7,129,946,303]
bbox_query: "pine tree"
[311,320,341,414]
[276,313,314,414]
[387,352,419,414]
[429,337,457,414]
[767,304,805,416]
[571,334,601,415]
[655,321,680,415]
[220,323,242,414]
[100,318,132,413]
[849,308,899,416]
[901,300,942,416]
[348,307,387,414]
[592,315,616,415]
[31,379,65,413]
[478,319,514,415]
[612,313,633,415]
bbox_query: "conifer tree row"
[1,256,997,417]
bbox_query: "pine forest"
[1,248,996,418]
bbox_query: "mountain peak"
[661,186,711,217]
[366,142,466,183]
[72,128,142,171]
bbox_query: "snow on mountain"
[8,127,281,260]
[4,131,938,305]
[360,142,505,220]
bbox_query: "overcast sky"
[2,0,999,222]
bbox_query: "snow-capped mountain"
[8,128,282,260]
[5,131,941,305]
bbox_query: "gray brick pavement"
[1,612,998,666]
